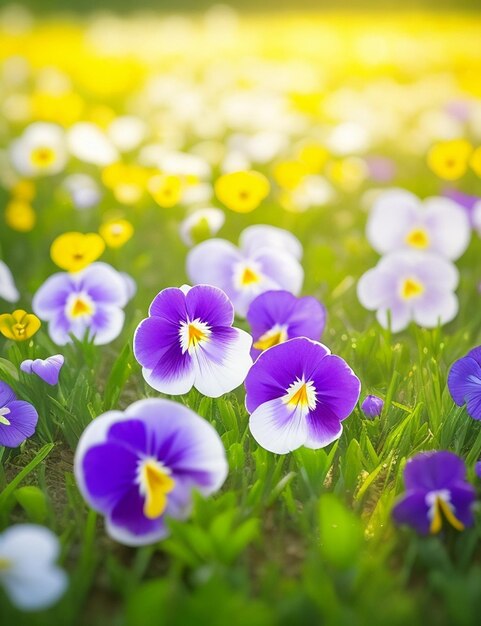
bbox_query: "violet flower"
[32,262,129,345]
[0,381,38,448]
[244,337,360,454]
[20,355,64,386]
[246,290,326,359]
[392,451,475,535]
[74,398,228,546]
[361,394,384,418]
[448,346,481,420]
[134,285,252,397]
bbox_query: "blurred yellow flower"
[215,171,270,213]
[297,142,329,174]
[102,163,149,205]
[273,161,307,190]
[470,146,481,178]
[99,219,134,249]
[5,200,36,232]
[11,180,36,202]
[50,232,105,272]
[30,91,84,126]
[148,174,183,208]
[327,157,368,192]
[0,310,41,342]
[427,139,472,180]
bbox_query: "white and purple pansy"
[134,284,252,398]
[74,398,228,546]
[186,225,304,317]
[0,381,38,448]
[32,262,129,345]
[245,337,360,454]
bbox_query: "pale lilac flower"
[367,189,470,260]
[32,262,129,345]
[0,525,67,611]
[187,226,303,317]
[357,250,459,332]
[20,355,64,385]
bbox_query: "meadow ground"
[1,8,481,626]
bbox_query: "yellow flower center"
[405,227,430,249]
[179,318,211,353]
[30,146,56,168]
[401,277,425,300]
[69,296,94,318]
[241,267,261,286]
[429,496,465,534]
[140,460,175,519]
[0,558,11,571]
[283,378,317,411]
[253,326,288,351]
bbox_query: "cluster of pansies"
[2,6,481,618]
[358,189,471,332]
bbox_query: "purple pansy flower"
[361,394,384,418]
[357,250,459,333]
[186,225,304,317]
[134,285,252,398]
[447,346,481,420]
[74,398,228,546]
[392,451,475,535]
[247,290,326,359]
[20,355,64,386]
[0,381,38,448]
[244,337,360,454]
[32,262,129,346]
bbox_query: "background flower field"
[1,5,481,625]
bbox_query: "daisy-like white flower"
[9,122,67,177]
[245,338,360,454]
[366,189,470,261]
[179,208,225,247]
[133,285,252,397]
[0,524,67,611]
[32,263,129,345]
[74,398,227,546]
[357,250,459,332]
[0,261,19,303]
[67,122,118,166]
[187,226,304,317]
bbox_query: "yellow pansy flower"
[427,139,472,180]
[297,142,329,173]
[0,310,41,342]
[5,200,36,232]
[215,170,270,213]
[102,163,149,205]
[50,232,105,272]
[99,219,134,248]
[470,146,481,178]
[272,161,307,190]
[148,174,183,208]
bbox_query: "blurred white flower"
[9,122,67,177]
[367,189,471,261]
[0,525,67,611]
[67,122,118,166]
[63,173,102,210]
[108,115,146,152]
[180,207,225,246]
[0,260,19,303]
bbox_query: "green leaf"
[318,493,363,569]
[14,485,48,522]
